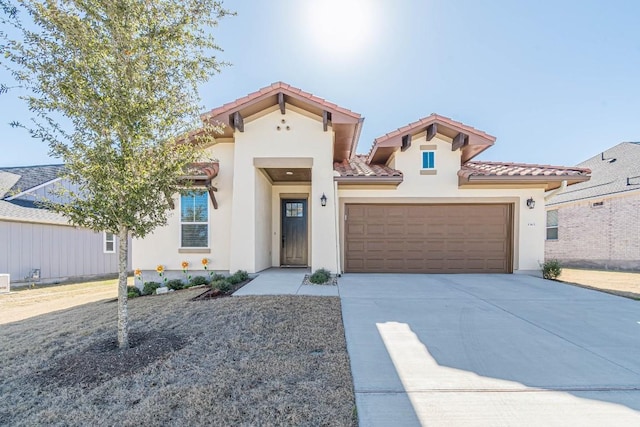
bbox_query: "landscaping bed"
[0,290,357,426]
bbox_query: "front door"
[281,199,308,266]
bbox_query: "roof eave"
[334,176,403,185]
[348,117,365,160]
[459,175,591,190]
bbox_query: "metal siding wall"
[0,222,10,276]
[0,220,121,281]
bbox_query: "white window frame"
[103,232,116,253]
[179,190,210,249]
[546,210,559,241]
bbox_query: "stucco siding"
[132,142,234,272]
[229,105,337,273]
[339,134,547,273]
[255,170,272,272]
[0,220,120,282]
[545,192,640,270]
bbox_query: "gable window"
[181,190,209,248]
[422,150,436,169]
[546,210,558,240]
[104,232,115,253]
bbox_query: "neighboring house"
[133,82,590,276]
[0,165,128,283]
[545,142,640,270]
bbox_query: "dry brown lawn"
[559,268,640,299]
[0,278,123,325]
[0,289,356,426]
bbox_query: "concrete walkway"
[339,274,640,426]
[233,268,339,296]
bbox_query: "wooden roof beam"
[401,134,411,152]
[426,123,437,141]
[231,111,244,132]
[452,132,468,151]
[278,93,286,114]
[323,110,332,131]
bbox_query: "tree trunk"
[117,225,130,349]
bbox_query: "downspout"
[544,180,567,201]
[333,171,342,275]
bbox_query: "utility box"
[0,274,9,293]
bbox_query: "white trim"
[179,190,210,249]
[6,177,63,201]
[103,231,116,253]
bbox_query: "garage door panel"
[345,204,512,273]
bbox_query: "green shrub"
[189,276,209,287]
[142,281,161,296]
[309,268,332,284]
[542,259,562,280]
[127,286,141,298]
[233,270,249,281]
[211,279,231,293]
[167,279,184,291]
[226,270,249,285]
[227,274,242,285]
[209,273,226,282]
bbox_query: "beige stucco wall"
[338,134,547,273]
[255,170,273,272]
[132,142,234,273]
[229,105,337,273]
[133,116,549,275]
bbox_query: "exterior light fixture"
[320,193,327,207]
[526,197,535,209]
[285,171,293,175]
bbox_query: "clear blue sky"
[1,0,639,167]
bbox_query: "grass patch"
[0,290,356,426]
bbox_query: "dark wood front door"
[281,199,308,266]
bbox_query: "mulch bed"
[33,332,187,389]
[191,278,253,301]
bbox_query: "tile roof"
[0,200,69,226]
[202,81,361,120]
[547,142,640,205]
[459,161,591,179]
[372,113,496,148]
[334,155,403,179]
[0,164,65,199]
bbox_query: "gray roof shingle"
[0,200,69,225]
[547,142,640,205]
[0,164,65,199]
[0,171,21,199]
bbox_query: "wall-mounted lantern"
[320,193,327,207]
[526,197,536,209]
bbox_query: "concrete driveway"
[339,274,640,426]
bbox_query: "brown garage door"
[345,204,512,273]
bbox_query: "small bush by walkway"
[0,290,356,426]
